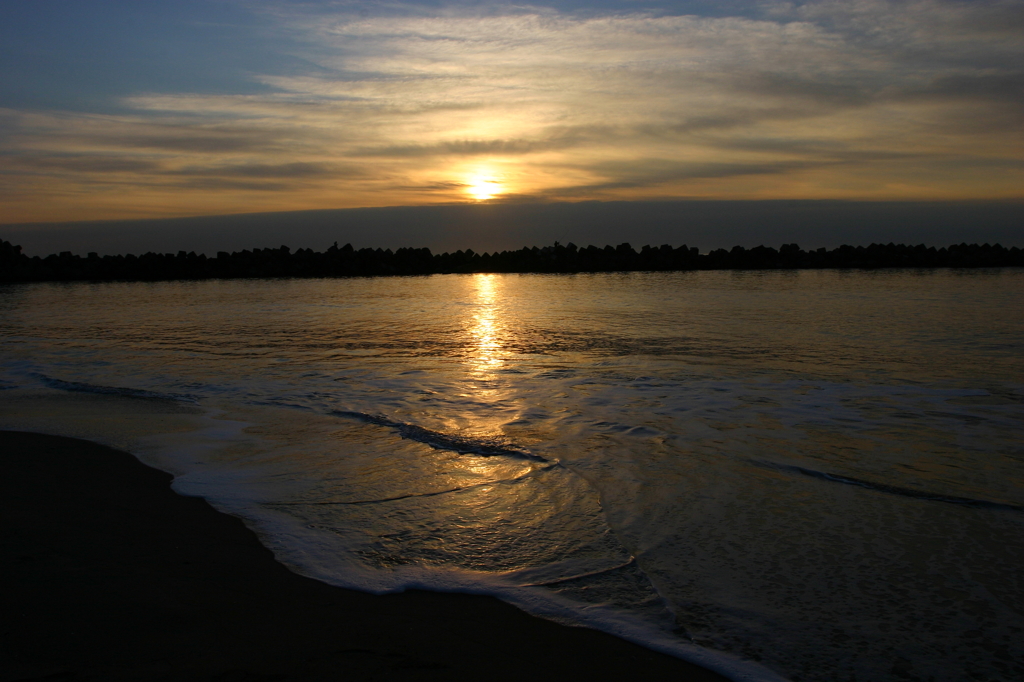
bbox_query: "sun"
[465,174,503,202]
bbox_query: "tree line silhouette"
[2,238,1021,283]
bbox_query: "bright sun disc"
[466,176,502,201]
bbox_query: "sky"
[1,0,1022,250]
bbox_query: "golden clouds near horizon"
[1,3,1022,223]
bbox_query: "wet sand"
[1,430,728,682]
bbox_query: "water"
[2,269,1022,681]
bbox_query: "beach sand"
[1,430,727,682]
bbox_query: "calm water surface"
[2,269,1022,682]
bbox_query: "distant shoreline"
[3,238,1022,283]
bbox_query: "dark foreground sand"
[1,430,728,682]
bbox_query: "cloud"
[117,134,278,154]
[173,178,296,192]
[166,162,345,179]
[14,155,163,174]
[2,0,1022,223]
[906,72,1024,105]
[397,181,469,192]
[560,158,829,192]
[351,134,589,157]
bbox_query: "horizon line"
[6,197,1024,229]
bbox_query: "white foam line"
[185,492,791,682]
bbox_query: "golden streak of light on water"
[470,273,505,373]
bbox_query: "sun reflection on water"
[453,273,521,442]
[469,273,505,374]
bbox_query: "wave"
[331,409,549,462]
[766,461,1024,512]
[519,556,639,587]
[34,374,200,403]
[266,465,556,507]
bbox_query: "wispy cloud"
[165,162,345,179]
[2,0,1021,222]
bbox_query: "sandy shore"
[1,430,727,682]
